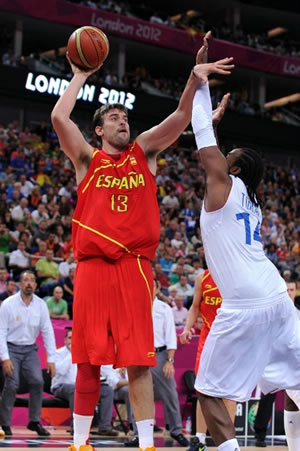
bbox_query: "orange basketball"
[67,26,109,70]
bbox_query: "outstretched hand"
[66,52,103,77]
[196,30,212,65]
[213,93,230,127]
[193,57,234,83]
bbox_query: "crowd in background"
[0,118,299,323]
[68,0,300,58]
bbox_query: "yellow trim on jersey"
[137,255,152,305]
[201,271,210,283]
[82,154,132,194]
[202,286,219,297]
[201,312,211,330]
[72,218,131,253]
[92,149,100,158]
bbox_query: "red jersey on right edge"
[195,269,222,374]
[72,141,160,261]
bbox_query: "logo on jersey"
[130,156,137,165]
[101,159,111,163]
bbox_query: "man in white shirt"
[19,175,34,198]
[11,198,29,222]
[0,270,56,437]
[58,253,77,278]
[126,280,189,447]
[8,241,31,280]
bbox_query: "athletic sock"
[136,418,154,450]
[218,438,240,451]
[73,413,93,449]
[196,432,206,443]
[284,409,300,451]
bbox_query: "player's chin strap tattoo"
[191,80,217,150]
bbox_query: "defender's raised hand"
[196,30,212,65]
[213,92,231,127]
[193,57,234,83]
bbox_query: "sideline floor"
[0,426,287,449]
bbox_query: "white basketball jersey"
[200,175,286,300]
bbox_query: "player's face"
[226,148,242,172]
[287,282,296,302]
[97,109,130,149]
[20,273,37,296]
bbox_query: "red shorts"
[195,326,209,374]
[72,255,156,368]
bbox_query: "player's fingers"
[216,57,234,65]
[204,30,212,41]
[221,93,231,105]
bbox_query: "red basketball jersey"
[200,269,222,329]
[72,142,160,261]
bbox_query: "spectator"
[154,263,170,290]
[172,295,188,327]
[58,253,76,278]
[63,267,75,313]
[32,219,49,248]
[0,267,8,294]
[31,203,49,225]
[36,249,59,297]
[0,279,17,303]
[19,174,34,198]
[0,222,10,267]
[169,274,194,305]
[31,240,48,266]
[8,241,31,280]
[46,286,69,320]
[162,189,180,214]
[11,198,29,222]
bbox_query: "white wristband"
[192,82,216,150]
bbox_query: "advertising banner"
[0,0,299,77]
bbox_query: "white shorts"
[286,390,300,410]
[195,292,300,402]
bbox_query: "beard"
[109,132,129,150]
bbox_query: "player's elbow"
[51,110,64,129]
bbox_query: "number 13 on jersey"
[111,194,128,212]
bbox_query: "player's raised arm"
[51,57,101,184]
[191,66,234,211]
[136,31,234,174]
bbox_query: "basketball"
[67,26,109,70]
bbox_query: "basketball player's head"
[93,103,129,149]
[226,147,264,208]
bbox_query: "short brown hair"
[92,103,128,129]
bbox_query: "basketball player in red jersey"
[51,31,234,451]
[181,270,236,451]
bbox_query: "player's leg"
[127,365,154,450]
[198,394,239,450]
[224,399,236,423]
[284,391,300,451]
[73,362,100,449]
